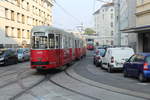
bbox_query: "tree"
[84,28,95,35]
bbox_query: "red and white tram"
[30,26,86,71]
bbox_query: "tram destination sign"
[34,32,45,36]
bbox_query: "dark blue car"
[123,53,150,82]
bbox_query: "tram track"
[0,68,29,78]
[64,59,150,100]
[9,75,47,100]
[0,62,29,76]
[48,69,101,100]
[9,70,58,100]
[0,69,34,89]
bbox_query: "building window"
[27,16,29,25]
[12,27,14,37]
[36,19,38,25]
[17,13,20,22]
[27,30,30,39]
[16,0,20,6]
[32,6,34,13]
[111,13,113,19]
[5,8,9,19]
[22,14,25,24]
[111,22,113,27]
[27,2,30,11]
[17,28,21,38]
[111,31,113,36]
[22,29,25,39]
[11,10,15,21]
[5,26,9,37]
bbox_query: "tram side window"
[75,40,77,48]
[48,34,55,48]
[56,35,60,49]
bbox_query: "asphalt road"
[73,50,150,94]
[0,52,149,100]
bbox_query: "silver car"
[17,48,30,62]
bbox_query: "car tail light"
[111,56,114,63]
[144,63,149,70]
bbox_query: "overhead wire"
[53,0,81,24]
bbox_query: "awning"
[121,25,150,33]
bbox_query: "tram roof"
[31,26,72,36]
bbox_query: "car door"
[125,55,136,75]
[131,55,144,77]
[102,50,109,69]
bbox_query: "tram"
[30,26,86,71]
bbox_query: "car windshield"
[146,56,150,64]
[0,50,5,55]
[99,49,105,56]
[32,36,48,49]
[17,49,23,54]
[112,49,133,55]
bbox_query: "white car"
[101,47,134,72]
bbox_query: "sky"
[52,0,105,31]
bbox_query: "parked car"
[123,53,150,82]
[101,47,134,72]
[0,48,18,66]
[93,48,106,67]
[17,48,30,62]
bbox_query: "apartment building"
[0,0,53,48]
[114,0,137,51]
[122,0,150,52]
[93,3,115,45]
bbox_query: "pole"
[117,0,121,46]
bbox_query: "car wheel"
[108,65,113,73]
[123,69,128,77]
[96,62,99,67]
[93,60,95,65]
[3,60,8,66]
[138,73,146,82]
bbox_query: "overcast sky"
[52,0,105,30]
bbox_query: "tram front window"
[32,36,48,49]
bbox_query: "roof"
[93,2,114,15]
[31,25,71,36]
[101,3,114,8]
[121,25,150,33]
[93,9,100,15]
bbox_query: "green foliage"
[84,28,95,35]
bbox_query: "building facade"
[0,0,53,48]
[114,0,137,51]
[93,3,115,46]
[135,0,150,52]
[122,0,150,52]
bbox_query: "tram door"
[55,34,61,66]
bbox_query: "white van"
[101,47,134,72]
